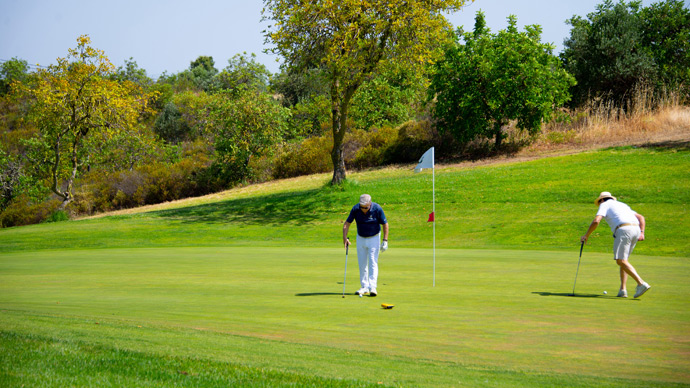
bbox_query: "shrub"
[382,120,440,164]
[272,135,333,179]
[43,209,69,223]
[0,195,61,228]
[348,126,399,169]
[69,152,213,216]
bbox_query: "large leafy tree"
[263,0,469,184]
[639,0,690,96]
[14,35,156,207]
[429,12,575,148]
[561,0,658,106]
[201,90,290,186]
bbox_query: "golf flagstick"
[432,148,435,287]
[572,241,584,296]
[342,244,349,298]
[414,147,435,287]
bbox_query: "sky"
[1,0,661,79]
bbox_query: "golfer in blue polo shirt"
[343,194,389,297]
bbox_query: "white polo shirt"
[596,200,639,234]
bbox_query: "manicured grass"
[1,247,688,387]
[0,330,387,388]
[1,146,689,387]
[1,146,689,257]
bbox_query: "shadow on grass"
[295,292,346,297]
[639,139,690,151]
[607,140,690,152]
[532,291,638,300]
[148,182,355,226]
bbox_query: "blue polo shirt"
[346,202,387,238]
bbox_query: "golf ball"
[603,291,607,294]
[359,294,363,298]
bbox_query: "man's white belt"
[614,223,638,234]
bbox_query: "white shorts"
[613,226,640,261]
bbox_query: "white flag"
[414,147,434,172]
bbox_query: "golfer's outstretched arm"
[382,223,389,240]
[635,213,646,241]
[343,222,351,247]
[581,216,603,243]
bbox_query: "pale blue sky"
[1,0,659,79]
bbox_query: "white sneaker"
[369,288,377,297]
[356,288,369,296]
[617,290,627,298]
[634,283,651,298]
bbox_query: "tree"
[270,67,329,108]
[160,56,220,93]
[154,101,192,144]
[270,67,331,137]
[112,57,152,87]
[639,0,690,96]
[429,12,575,148]
[349,64,427,130]
[263,0,468,184]
[201,90,290,185]
[189,55,219,92]
[14,35,156,208]
[218,52,272,94]
[1,57,29,96]
[561,1,657,106]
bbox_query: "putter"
[572,241,584,296]
[342,244,349,298]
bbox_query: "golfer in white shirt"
[581,192,651,298]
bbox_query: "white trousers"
[357,234,380,290]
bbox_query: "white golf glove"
[381,240,388,252]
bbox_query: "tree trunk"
[330,105,347,185]
[50,134,69,206]
[494,122,504,149]
[330,82,357,185]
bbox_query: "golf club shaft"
[572,241,584,295]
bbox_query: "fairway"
[1,246,688,387]
[1,147,689,387]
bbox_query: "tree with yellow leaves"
[14,35,156,208]
[263,0,470,184]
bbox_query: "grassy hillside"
[1,145,689,387]
[1,145,689,256]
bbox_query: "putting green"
[1,247,687,387]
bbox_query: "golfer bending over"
[343,194,389,297]
[581,192,651,298]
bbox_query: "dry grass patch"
[520,104,690,155]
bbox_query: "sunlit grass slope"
[2,145,689,256]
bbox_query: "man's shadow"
[532,291,637,300]
[295,292,343,296]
